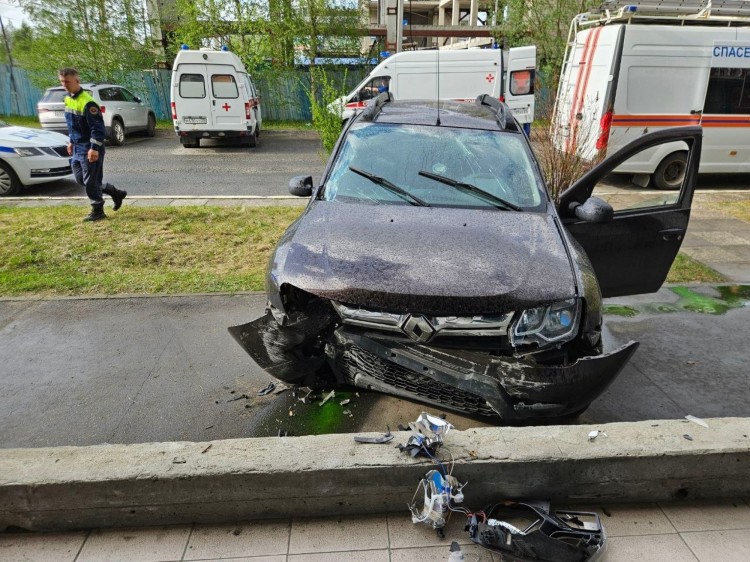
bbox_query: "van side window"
[212,75,239,98]
[703,68,750,115]
[510,70,534,96]
[180,74,206,99]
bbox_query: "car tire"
[145,113,156,137]
[110,119,125,146]
[180,137,199,148]
[653,152,687,190]
[247,125,258,148]
[0,161,22,196]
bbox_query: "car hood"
[0,126,69,148]
[274,201,577,315]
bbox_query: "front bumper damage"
[229,309,637,421]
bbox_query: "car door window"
[107,88,126,102]
[120,88,139,103]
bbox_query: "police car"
[0,120,73,196]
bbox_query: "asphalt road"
[1,289,748,449]
[17,129,326,198]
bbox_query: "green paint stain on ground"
[603,305,639,317]
[605,285,750,317]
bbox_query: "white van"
[553,2,750,188]
[170,47,262,148]
[333,47,537,126]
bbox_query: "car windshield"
[41,89,68,103]
[323,122,545,210]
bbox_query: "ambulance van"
[332,47,537,127]
[171,47,262,148]
[554,1,750,188]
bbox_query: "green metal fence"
[0,64,367,121]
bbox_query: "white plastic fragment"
[340,398,351,406]
[588,430,607,441]
[685,415,708,428]
[319,390,335,406]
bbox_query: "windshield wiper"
[349,166,429,207]
[418,170,523,211]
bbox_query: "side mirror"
[135,96,142,103]
[568,196,613,223]
[289,175,314,197]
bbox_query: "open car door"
[559,127,702,298]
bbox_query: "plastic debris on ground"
[410,468,466,537]
[319,390,335,406]
[588,430,607,442]
[398,411,454,458]
[465,500,606,561]
[272,382,289,395]
[447,541,464,561]
[685,414,709,428]
[340,398,351,406]
[353,426,394,444]
[257,382,276,396]
[684,433,694,441]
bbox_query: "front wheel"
[653,152,687,190]
[110,119,125,146]
[0,161,22,196]
[145,114,156,137]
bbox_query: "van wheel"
[247,126,258,148]
[654,152,687,190]
[110,119,125,146]
[0,161,22,196]
[180,137,199,148]
[145,113,156,137]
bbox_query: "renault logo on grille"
[401,315,435,343]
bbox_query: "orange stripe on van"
[565,29,596,153]
[611,114,750,127]
[569,27,603,153]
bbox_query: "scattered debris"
[277,429,288,437]
[466,501,606,561]
[339,398,351,406]
[201,444,212,454]
[588,430,607,442]
[257,382,276,396]
[398,412,454,458]
[686,360,697,365]
[172,457,187,464]
[272,383,289,395]
[204,425,214,430]
[343,409,352,416]
[226,393,249,403]
[448,541,464,561]
[288,409,294,417]
[468,450,478,459]
[601,506,612,517]
[354,426,394,444]
[319,390,336,406]
[298,387,314,404]
[684,434,694,441]
[685,415,709,428]
[410,469,465,536]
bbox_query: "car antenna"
[436,48,441,126]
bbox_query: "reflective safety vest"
[64,89,106,151]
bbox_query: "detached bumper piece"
[467,501,606,562]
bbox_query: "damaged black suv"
[230,94,702,421]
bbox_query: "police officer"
[58,68,127,221]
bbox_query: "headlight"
[510,298,580,347]
[14,147,44,157]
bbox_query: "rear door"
[120,87,148,128]
[504,46,536,125]
[175,66,211,129]
[559,126,702,298]
[208,65,244,130]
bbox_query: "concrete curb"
[2,417,748,531]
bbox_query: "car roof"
[366,99,522,132]
[45,83,121,92]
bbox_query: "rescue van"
[170,47,262,148]
[554,0,750,188]
[332,47,537,127]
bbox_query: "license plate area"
[183,116,207,124]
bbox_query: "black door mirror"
[289,175,314,197]
[569,196,613,223]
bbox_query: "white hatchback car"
[0,120,73,196]
[38,83,156,146]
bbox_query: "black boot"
[83,203,107,222]
[103,184,127,211]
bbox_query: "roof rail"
[579,0,750,27]
[475,94,510,130]
[361,92,393,121]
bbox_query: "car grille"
[340,344,496,416]
[30,166,72,178]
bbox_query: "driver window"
[359,77,390,101]
[591,143,688,212]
